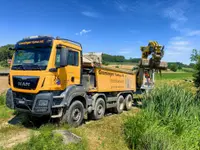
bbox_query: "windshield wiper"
[12,65,25,70]
[30,65,42,70]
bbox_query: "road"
[0,76,8,94]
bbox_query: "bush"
[169,64,178,72]
[0,60,10,67]
[115,66,119,68]
[124,85,200,150]
[102,61,109,66]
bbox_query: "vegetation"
[13,125,86,150]
[0,93,14,119]
[102,53,140,65]
[168,64,178,72]
[0,45,14,67]
[124,85,200,150]
[191,49,200,90]
[155,72,193,80]
[168,62,193,69]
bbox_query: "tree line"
[102,54,140,64]
[0,44,14,67]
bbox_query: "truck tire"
[114,95,125,114]
[62,101,84,127]
[88,98,105,120]
[125,94,133,110]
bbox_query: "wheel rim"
[97,104,104,115]
[119,99,124,110]
[127,97,132,108]
[72,108,81,122]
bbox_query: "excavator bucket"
[139,59,167,70]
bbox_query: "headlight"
[38,100,49,106]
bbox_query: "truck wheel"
[88,98,105,120]
[125,94,133,110]
[62,101,84,127]
[114,95,125,114]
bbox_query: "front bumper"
[6,89,53,115]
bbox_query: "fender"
[60,85,87,108]
[117,91,134,98]
[91,93,106,110]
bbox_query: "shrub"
[124,85,200,150]
[0,60,9,67]
[169,64,178,72]
[102,61,109,66]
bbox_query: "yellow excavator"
[136,41,167,90]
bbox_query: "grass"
[0,94,14,120]
[124,84,200,150]
[155,72,193,80]
[0,72,197,150]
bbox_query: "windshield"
[12,48,51,70]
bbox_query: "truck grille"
[13,76,39,90]
[13,92,36,110]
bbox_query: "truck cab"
[6,36,87,126]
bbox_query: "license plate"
[18,100,25,104]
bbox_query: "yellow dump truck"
[6,36,166,126]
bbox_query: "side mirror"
[60,48,68,67]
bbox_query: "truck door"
[66,49,81,85]
[55,47,81,88]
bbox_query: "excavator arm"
[136,41,167,90]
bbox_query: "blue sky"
[1,0,200,64]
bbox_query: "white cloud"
[187,30,200,36]
[169,41,189,46]
[164,8,187,22]
[167,37,192,52]
[114,0,128,12]
[81,11,100,18]
[76,29,92,36]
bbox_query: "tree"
[191,49,200,88]
[168,64,178,72]
[0,44,14,67]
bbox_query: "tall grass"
[0,93,14,119]
[124,85,200,150]
[0,94,5,105]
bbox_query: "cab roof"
[15,36,82,50]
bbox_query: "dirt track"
[0,77,8,94]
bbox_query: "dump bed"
[82,66,136,93]
[95,66,136,92]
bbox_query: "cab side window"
[68,50,79,66]
[55,49,61,67]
